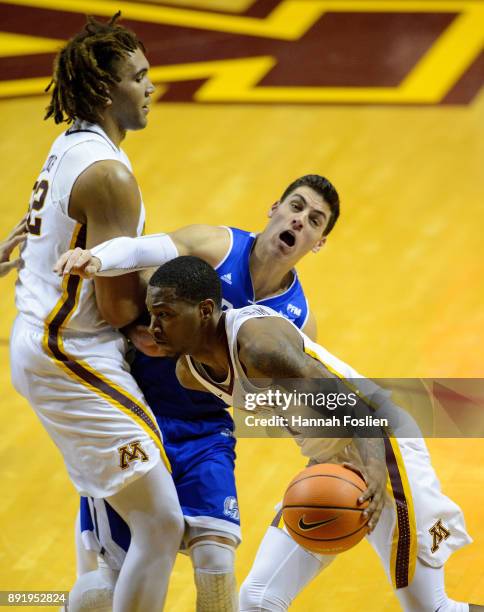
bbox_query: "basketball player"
[0,216,27,277]
[56,174,481,611]
[143,256,477,612]
[10,15,184,612]
[56,174,340,611]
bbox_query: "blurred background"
[0,1,483,609]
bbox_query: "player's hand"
[125,324,167,357]
[0,215,28,278]
[54,247,101,278]
[343,460,386,533]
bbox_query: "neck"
[97,115,126,147]
[250,236,294,300]
[190,313,229,375]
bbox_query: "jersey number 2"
[27,179,48,236]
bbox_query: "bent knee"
[239,579,289,612]
[159,507,185,535]
[69,569,116,612]
[131,508,184,547]
[189,538,235,573]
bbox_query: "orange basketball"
[282,463,369,554]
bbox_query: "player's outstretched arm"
[237,317,387,532]
[0,215,28,278]
[54,225,230,278]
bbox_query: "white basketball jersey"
[15,121,145,334]
[186,304,363,462]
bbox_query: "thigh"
[11,317,167,498]
[106,460,182,534]
[170,432,241,542]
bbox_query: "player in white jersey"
[10,14,183,612]
[0,216,27,278]
[141,256,480,612]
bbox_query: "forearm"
[91,234,179,276]
[353,436,386,470]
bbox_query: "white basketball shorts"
[10,315,171,498]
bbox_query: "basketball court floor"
[0,1,483,609]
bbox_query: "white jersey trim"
[214,226,233,270]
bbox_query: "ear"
[312,236,326,253]
[102,84,113,108]
[268,201,280,219]
[199,299,215,321]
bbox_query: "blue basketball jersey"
[132,226,309,421]
[216,227,309,328]
[130,353,228,420]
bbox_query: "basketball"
[282,463,369,554]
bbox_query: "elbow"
[97,301,141,329]
[105,314,136,330]
[94,274,144,329]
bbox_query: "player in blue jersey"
[55,174,340,611]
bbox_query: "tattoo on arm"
[353,436,386,468]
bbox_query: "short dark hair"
[149,256,222,308]
[280,174,340,236]
[45,12,144,124]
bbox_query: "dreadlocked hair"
[45,11,145,124]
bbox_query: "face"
[106,47,155,131]
[262,186,333,262]
[146,285,210,357]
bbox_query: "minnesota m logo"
[429,519,451,553]
[118,441,149,470]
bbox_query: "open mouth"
[279,230,296,248]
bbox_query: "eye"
[291,202,302,210]
[310,217,321,227]
[152,311,166,320]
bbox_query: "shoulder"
[170,224,231,267]
[57,135,118,172]
[301,310,317,341]
[70,160,139,223]
[237,314,299,350]
[236,314,303,376]
[227,227,255,251]
[79,159,136,189]
[228,226,253,240]
[180,224,229,243]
